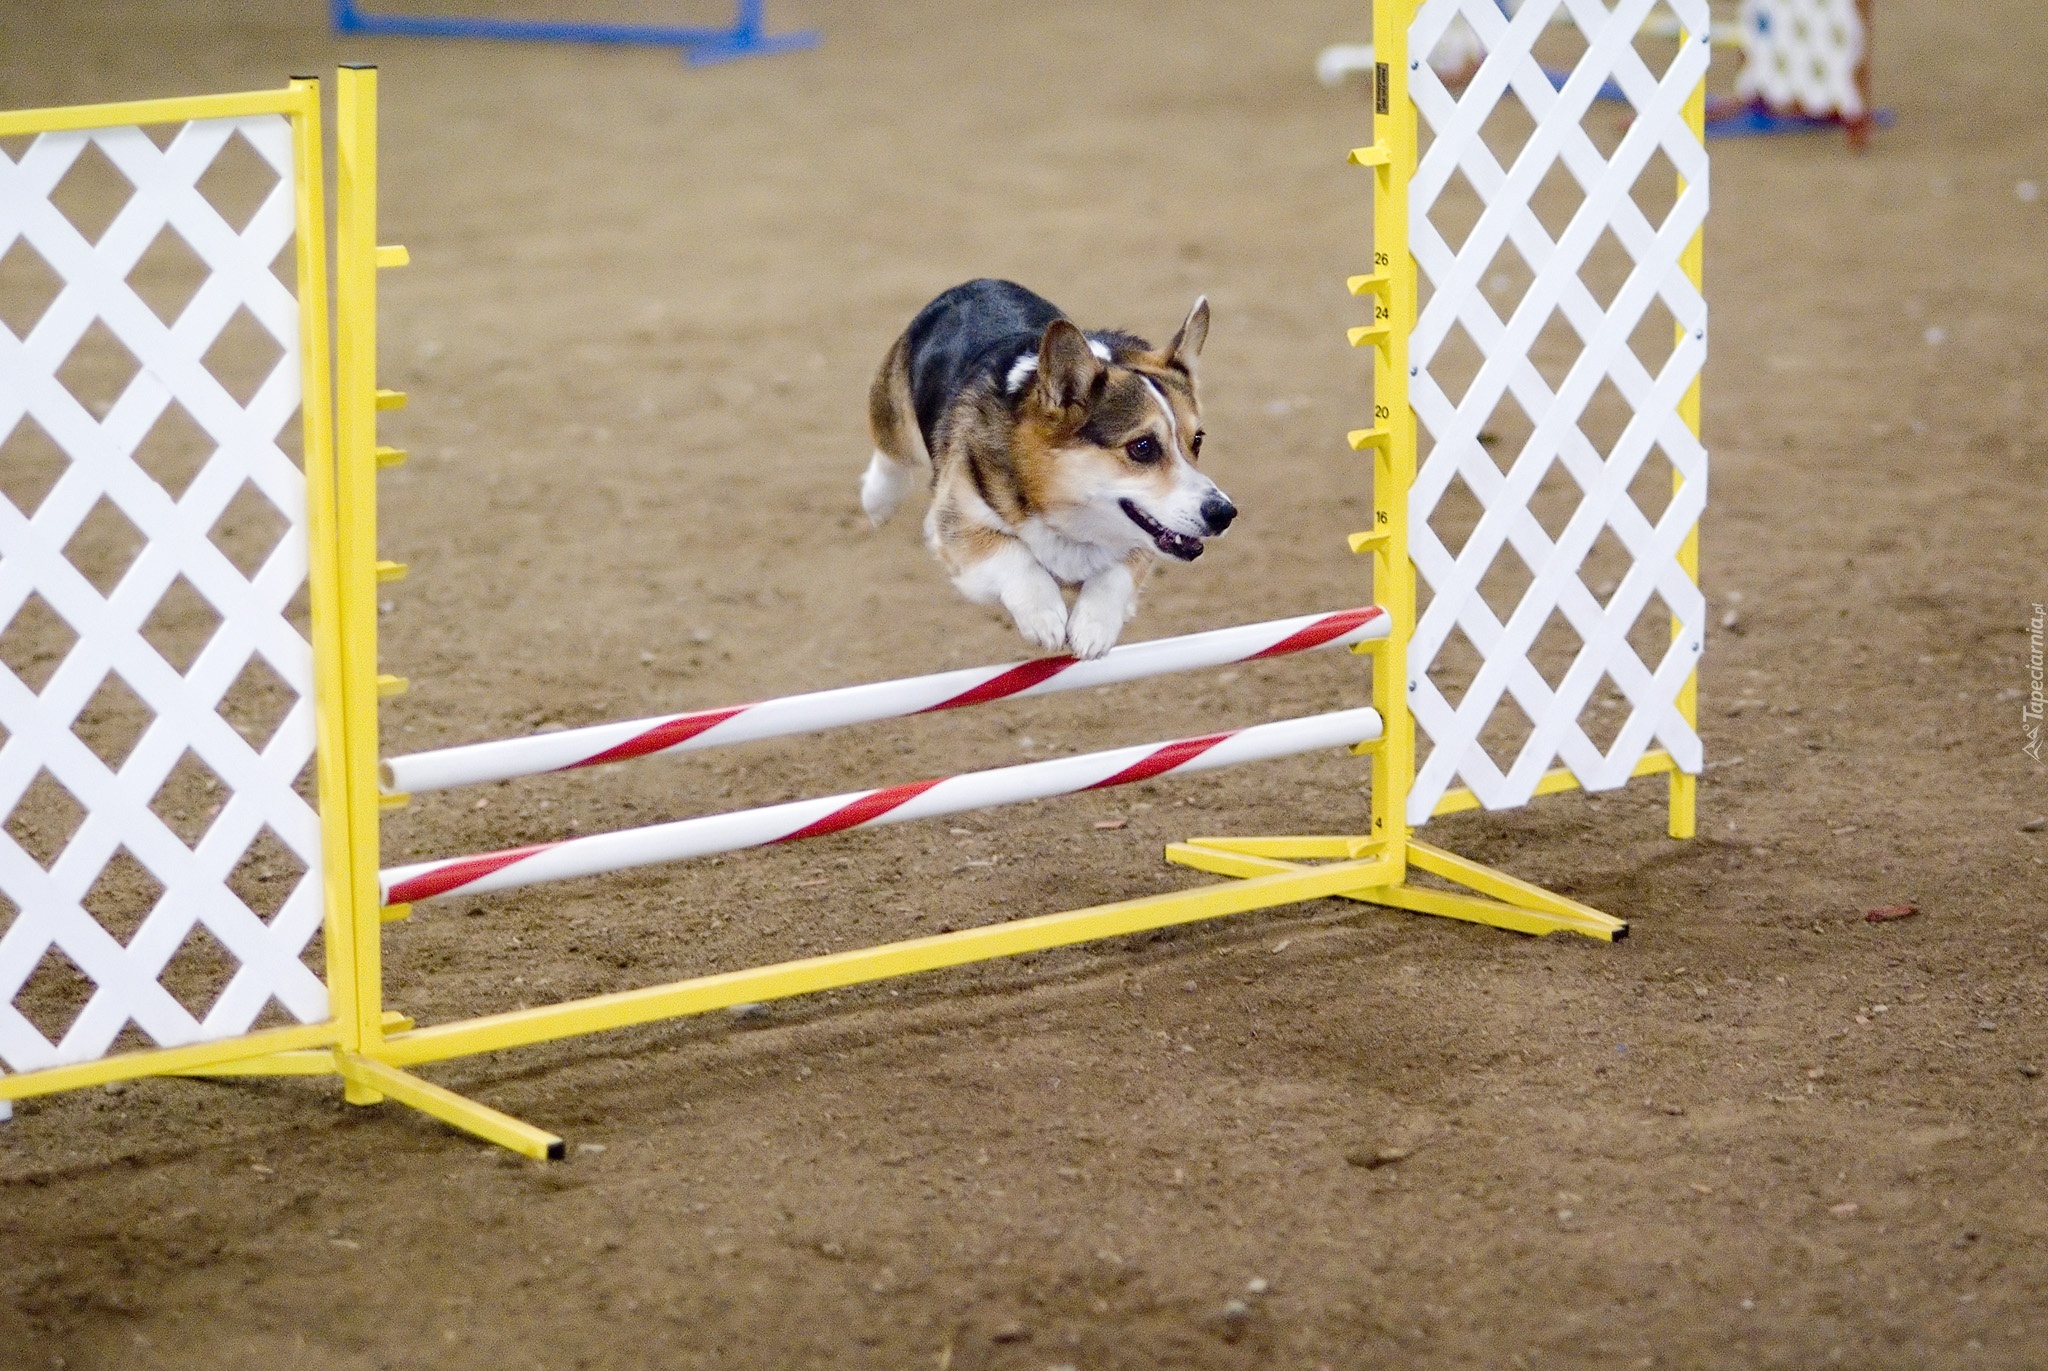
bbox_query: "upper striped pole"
[381,606,1387,795]
[381,706,1383,905]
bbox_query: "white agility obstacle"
[382,605,1387,795]
[381,709,1384,905]
[1724,0,1874,145]
[0,88,341,1078]
[1399,0,1709,821]
[1322,2,1872,147]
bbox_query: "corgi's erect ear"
[1164,295,1210,375]
[1035,318,1102,413]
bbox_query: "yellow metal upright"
[333,66,391,1077]
[1362,0,1417,871]
[1670,41,1708,842]
[292,75,365,1050]
[329,67,563,1158]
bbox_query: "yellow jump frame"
[310,24,1647,1159]
[0,16,1702,1155]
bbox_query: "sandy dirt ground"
[3,0,2047,1367]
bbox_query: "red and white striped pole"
[381,607,1386,795]
[381,706,1382,905]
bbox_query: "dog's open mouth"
[1119,499,1204,561]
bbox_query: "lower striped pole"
[381,707,1383,905]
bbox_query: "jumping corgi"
[860,279,1235,659]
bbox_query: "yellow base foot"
[336,1054,564,1159]
[1167,836,1626,941]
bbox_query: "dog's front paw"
[1010,601,1070,652]
[1064,603,1123,659]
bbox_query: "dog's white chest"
[1017,519,1124,586]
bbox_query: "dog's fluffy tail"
[860,448,919,527]
[862,333,926,527]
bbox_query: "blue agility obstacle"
[331,0,818,65]
[1703,99,1892,143]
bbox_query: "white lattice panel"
[0,116,328,1072]
[1735,0,1867,119]
[1406,0,1709,823]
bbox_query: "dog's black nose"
[1201,495,1237,535]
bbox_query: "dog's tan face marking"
[1009,305,1229,561]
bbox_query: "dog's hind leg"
[862,333,926,527]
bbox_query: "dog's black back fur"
[901,279,1062,450]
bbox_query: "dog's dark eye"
[1190,430,1205,458]
[1125,435,1163,464]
